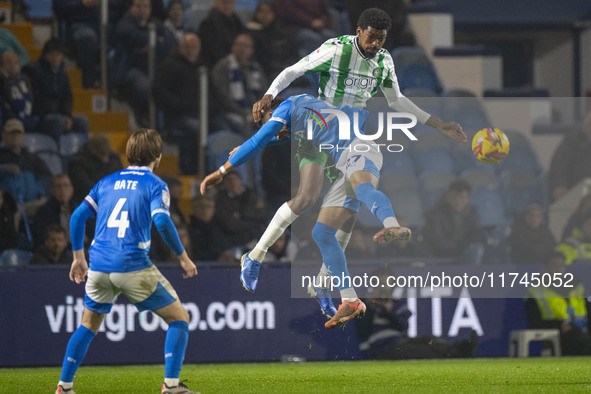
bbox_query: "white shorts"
[321,138,383,213]
[85,265,179,313]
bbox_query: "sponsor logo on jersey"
[162,190,170,208]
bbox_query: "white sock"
[164,378,179,387]
[340,287,358,302]
[335,229,351,251]
[58,381,73,390]
[249,202,298,262]
[383,217,400,228]
[315,263,331,289]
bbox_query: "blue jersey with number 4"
[83,166,171,273]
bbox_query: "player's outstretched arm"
[426,116,467,143]
[178,250,198,279]
[200,162,234,195]
[69,249,88,284]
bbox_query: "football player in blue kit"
[55,129,199,394]
[201,95,443,328]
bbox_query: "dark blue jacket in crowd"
[24,58,73,118]
[110,12,176,86]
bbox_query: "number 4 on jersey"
[108,198,130,238]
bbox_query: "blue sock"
[164,321,189,379]
[355,183,396,224]
[312,222,350,290]
[59,325,96,383]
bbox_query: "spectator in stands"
[198,0,243,68]
[548,112,591,202]
[69,135,122,205]
[525,252,591,355]
[562,194,591,240]
[160,175,186,225]
[214,171,267,249]
[152,33,202,175]
[24,38,89,140]
[423,180,486,264]
[29,224,72,265]
[0,119,50,216]
[345,0,415,50]
[261,141,291,212]
[509,202,556,264]
[210,33,267,135]
[0,51,38,132]
[0,185,19,253]
[245,2,301,81]
[555,213,591,265]
[111,0,176,126]
[262,231,294,263]
[33,174,75,249]
[356,272,477,359]
[188,194,235,262]
[150,223,192,262]
[0,28,29,66]
[163,0,185,41]
[274,0,336,56]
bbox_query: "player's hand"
[276,126,290,140]
[69,255,89,284]
[178,252,197,278]
[438,121,467,143]
[200,170,224,195]
[252,94,273,124]
[229,145,241,158]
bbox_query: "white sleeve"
[265,38,338,98]
[380,54,431,124]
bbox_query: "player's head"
[258,96,286,127]
[126,128,162,169]
[356,8,391,59]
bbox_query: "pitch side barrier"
[1,261,573,366]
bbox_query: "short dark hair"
[42,38,65,57]
[448,179,472,194]
[258,96,286,127]
[46,224,67,238]
[357,8,392,31]
[126,128,162,166]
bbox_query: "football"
[471,127,510,164]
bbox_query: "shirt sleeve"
[83,181,100,215]
[380,53,431,124]
[150,181,171,218]
[265,39,337,98]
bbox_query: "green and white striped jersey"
[266,35,430,123]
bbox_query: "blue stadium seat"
[403,88,439,98]
[391,189,425,228]
[391,46,432,70]
[396,65,442,94]
[23,0,53,18]
[500,170,546,216]
[24,133,58,153]
[0,249,33,267]
[470,189,506,227]
[461,169,499,190]
[184,4,212,31]
[419,172,456,208]
[380,172,419,195]
[453,146,496,174]
[502,129,530,149]
[59,133,89,158]
[38,151,64,175]
[496,146,539,174]
[415,150,455,175]
[381,151,416,175]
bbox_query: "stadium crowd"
[0,0,590,272]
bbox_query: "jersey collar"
[127,166,152,172]
[353,37,370,60]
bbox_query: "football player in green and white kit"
[242,8,466,316]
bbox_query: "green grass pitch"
[2,357,591,393]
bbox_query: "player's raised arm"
[252,40,336,123]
